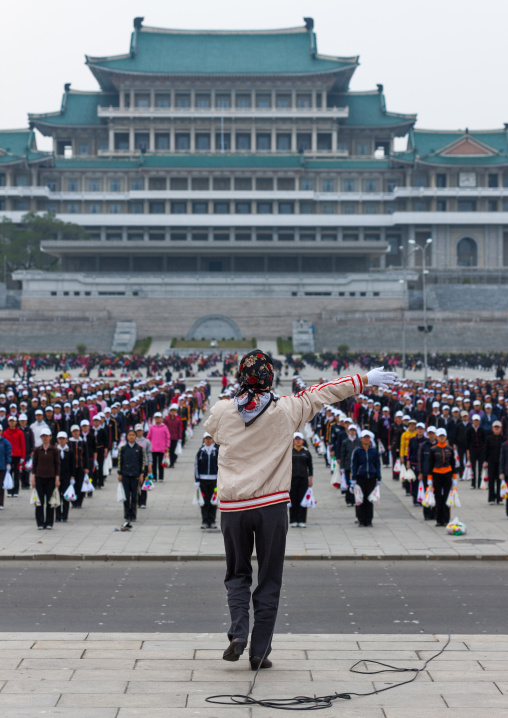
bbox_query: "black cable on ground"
[206,634,451,711]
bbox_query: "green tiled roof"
[0,129,51,165]
[86,25,358,83]
[29,91,118,130]
[336,91,416,129]
[406,129,508,167]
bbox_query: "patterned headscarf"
[235,350,277,426]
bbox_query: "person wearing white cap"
[400,418,417,495]
[147,412,170,482]
[69,424,89,509]
[418,426,437,521]
[428,428,457,526]
[30,409,49,449]
[484,421,504,504]
[4,415,26,498]
[407,422,427,504]
[480,403,498,435]
[340,424,361,506]
[91,415,107,489]
[194,432,219,529]
[31,427,60,530]
[466,414,486,489]
[289,433,313,528]
[55,432,73,523]
[135,424,153,510]
[351,430,381,527]
[0,425,12,510]
[390,411,405,480]
[80,420,97,489]
[164,405,183,468]
[18,413,33,490]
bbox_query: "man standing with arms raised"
[204,350,396,670]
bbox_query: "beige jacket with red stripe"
[203,374,364,512]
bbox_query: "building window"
[47,202,58,214]
[131,178,143,190]
[300,177,313,191]
[191,178,209,190]
[175,93,190,108]
[135,93,150,108]
[279,233,294,242]
[386,179,397,192]
[317,133,332,151]
[278,178,295,190]
[134,133,149,151]
[214,201,230,214]
[414,200,429,211]
[235,232,251,241]
[236,94,251,108]
[195,133,211,151]
[46,179,57,191]
[297,133,312,152]
[149,201,165,214]
[296,93,311,108]
[322,233,336,241]
[88,179,100,192]
[363,179,378,192]
[414,175,428,188]
[192,201,208,214]
[300,201,315,214]
[279,201,294,214]
[276,94,291,108]
[276,133,292,151]
[458,199,476,212]
[215,132,231,150]
[437,199,447,212]
[213,177,231,190]
[256,133,271,151]
[216,93,231,109]
[99,139,108,152]
[256,93,271,108]
[322,202,335,214]
[67,179,78,192]
[322,179,334,192]
[155,93,170,108]
[235,202,251,214]
[457,237,478,267]
[196,93,211,108]
[171,201,187,214]
[114,133,129,150]
[343,179,356,192]
[344,203,356,214]
[130,202,144,214]
[171,177,188,190]
[170,232,187,241]
[67,203,78,213]
[488,199,498,212]
[256,178,273,190]
[343,233,359,241]
[337,140,349,154]
[110,179,121,192]
[301,233,316,242]
[257,201,273,214]
[109,203,121,214]
[124,92,131,108]
[356,141,369,155]
[236,133,251,151]
[436,173,447,188]
[128,233,144,241]
[364,203,377,214]
[235,177,252,190]
[488,173,499,188]
[155,133,170,150]
[175,133,190,151]
[79,142,89,155]
[88,203,100,214]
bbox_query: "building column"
[129,127,134,153]
[149,126,155,152]
[108,125,114,153]
[311,123,317,153]
[331,128,337,153]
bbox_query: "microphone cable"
[206,634,451,711]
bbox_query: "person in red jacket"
[4,416,26,497]
[164,405,183,468]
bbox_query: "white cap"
[416,422,426,429]
[293,432,304,439]
[485,403,492,409]
[40,427,52,436]
[427,425,437,434]
[35,409,43,415]
[70,424,80,432]
[80,419,90,426]
[348,424,358,433]
[169,404,179,411]
[472,414,481,421]
[203,431,212,439]
[473,399,481,405]
[134,423,143,431]
[154,411,162,417]
[451,407,460,413]
[18,413,27,421]
[57,431,68,439]
[432,401,440,408]
[436,428,447,437]
[360,429,374,439]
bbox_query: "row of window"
[123,91,323,111]
[72,230,384,242]
[112,131,359,153]
[414,172,508,189]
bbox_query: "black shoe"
[223,638,247,662]
[250,656,273,670]
[55,517,62,522]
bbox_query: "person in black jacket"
[118,429,145,524]
[499,440,508,516]
[351,431,381,527]
[466,414,486,489]
[377,407,391,467]
[484,421,504,504]
[18,412,34,490]
[289,432,313,527]
[340,424,361,506]
[55,431,74,523]
[91,415,108,488]
[454,411,470,478]
[417,426,437,520]
[428,428,456,527]
[194,432,219,529]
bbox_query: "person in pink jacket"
[146,413,170,482]
[164,406,184,468]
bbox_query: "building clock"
[459,172,477,187]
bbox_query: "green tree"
[0,212,87,275]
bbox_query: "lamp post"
[408,237,432,383]
[399,245,407,378]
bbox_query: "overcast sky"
[2,0,508,151]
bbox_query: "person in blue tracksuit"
[351,430,381,527]
[194,432,219,529]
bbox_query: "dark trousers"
[122,474,139,521]
[344,469,355,506]
[0,469,5,507]
[35,475,56,528]
[221,502,288,659]
[356,476,377,526]
[409,463,419,505]
[433,472,452,525]
[20,466,30,489]
[391,449,400,480]
[56,481,70,522]
[181,421,188,447]
[169,440,179,468]
[95,449,105,488]
[72,469,85,507]
[456,444,467,477]
[7,457,21,496]
[488,463,501,503]
[200,479,217,525]
[138,470,148,507]
[153,451,165,481]
[289,474,308,524]
[469,448,484,488]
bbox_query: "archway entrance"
[186,314,242,341]
[457,237,478,267]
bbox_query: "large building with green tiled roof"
[2,17,508,344]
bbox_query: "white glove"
[70,478,75,485]
[366,367,398,390]
[6,464,11,471]
[452,478,457,487]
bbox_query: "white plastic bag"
[399,463,407,481]
[300,486,317,508]
[378,440,385,455]
[25,458,33,471]
[30,487,41,506]
[446,487,461,508]
[367,485,380,505]
[406,467,416,481]
[393,457,401,474]
[81,475,95,493]
[192,486,205,507]
[116,482,126,502]
[175,440,183,456]
[331,465,341,488]
[353,483,364,506]
[2,471,13,490]
[49,488,60,508]
[500,480,508,500]
[480,467,488,490]
[317,440,325,456]
[417,480,425,503]
[447,516,467,535]
[111,446,119,460]
[422,487,436,508]
[303,423,313,440]
[340,469,349,492]
[462,462,472,482]
[63,484,77,502]
[210,487,219,506]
